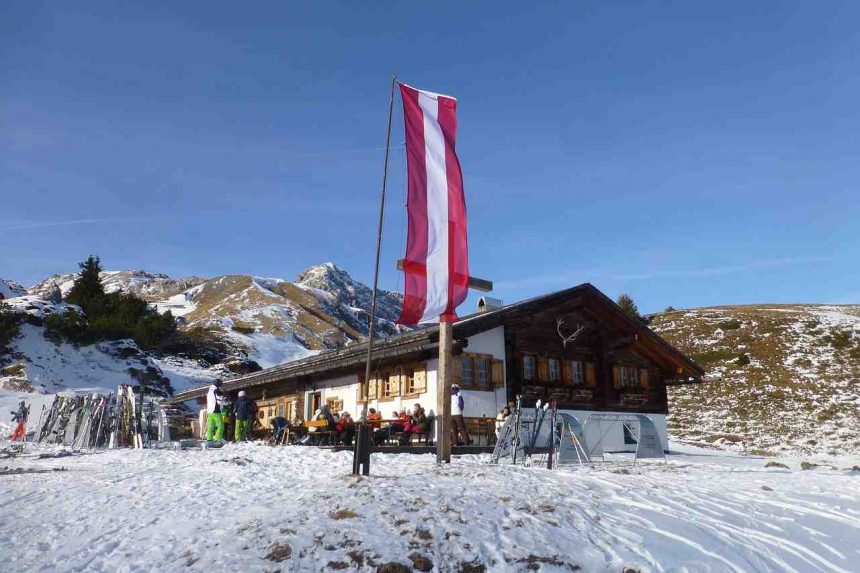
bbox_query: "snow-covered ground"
[0,443,857,572]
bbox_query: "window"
[548,359,560,382]
[404,364,428,395]
[614,365,641,389]
[455,354,497,391]
[277,403,284,417]
[572,361,583,386]
[367,375,379,400]
[476,359,489,388]
[523,356,535,380]
[625,366,639,387]
[461,356,474,385]
[382,371,401,399]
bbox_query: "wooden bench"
[304,419,335,445]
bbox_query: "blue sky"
[2,2,858,313]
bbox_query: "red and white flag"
[397,82,469,325]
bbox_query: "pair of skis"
[497,395,559,468]
[525,399,559,468]
[109,385,143,449]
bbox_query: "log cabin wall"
[503,298,669,414]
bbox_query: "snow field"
[0,444,858,572]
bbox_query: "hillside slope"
[0,264,405,404]
[651,304,860,455]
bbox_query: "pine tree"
[0,301,23,351]
[66,255,105,314]
[52,255,177,350]
[616,293,640,319]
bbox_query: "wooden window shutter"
[368,376,378,400]
[388,371,401,397]
[562,361,573,386]
[537,358,549,382]
[452,356,463,384]
[414,364,427,393]
[491,359,504,388]
[585,362,596,387]
[612,365,622,389]
[639,369,650,388]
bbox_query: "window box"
[570,389,593,403]
[622,391,648,407]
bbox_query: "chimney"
[477,296,503,314]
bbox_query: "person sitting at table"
[399,403,428,445]
[496,406,511,438]
[397,409,411,429]
[336,412,355,446]
[302,404,335,445]
[373,411,403,445]
[367,408,382,428]
[397,408,415,444]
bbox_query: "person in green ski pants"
[233,390,253,441]
[205,379,226,441]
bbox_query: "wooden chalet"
[172,283,703,451]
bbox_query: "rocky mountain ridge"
[28,270,207,301]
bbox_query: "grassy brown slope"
[181,276,363,351]
[651,304,860,455]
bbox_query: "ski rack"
[31,386,180,451]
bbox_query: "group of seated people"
[268,405,358,446]
[267,403,432,447]
[368,403,431,446]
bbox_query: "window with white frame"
[620,366,639,388]
[572,361,584,386]
[461,356,474,385]
[476,358,489,388]
[523,355,535,380]
[548,358,560,382]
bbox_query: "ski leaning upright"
[546,399,558,469]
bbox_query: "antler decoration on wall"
[557,318,586,348]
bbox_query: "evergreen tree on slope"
[616,293,641,319]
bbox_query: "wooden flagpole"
[437,318,453,463]
[353,74,397,476]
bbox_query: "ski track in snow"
[0,444,857,572]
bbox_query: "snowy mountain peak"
[296,262,355,290]
[296,263,403,323]
[28,270,206,301]
[0,279,26,300]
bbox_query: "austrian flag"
[397,83,469,325]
